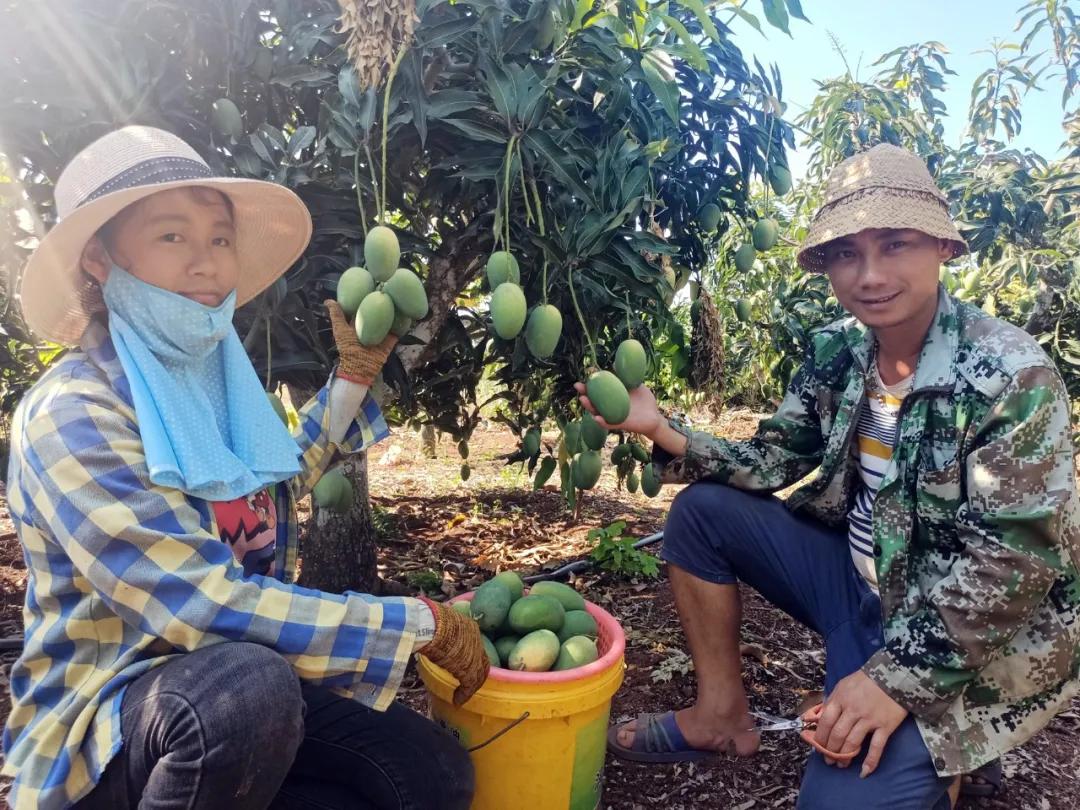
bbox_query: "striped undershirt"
[848,363,913,592]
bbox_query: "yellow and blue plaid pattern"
[1,320,418,810]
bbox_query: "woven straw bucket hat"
[797,143,967,272]
[20,125,313,345]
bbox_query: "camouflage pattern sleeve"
[863,364,1078,720]
[653,346,827,492]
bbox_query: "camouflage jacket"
[657,287,1080,776]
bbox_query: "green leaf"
[784,0,810,22]
[674,0,720,42]
[481,55,518,122]
[270,65,333,87]
[286,125,316,159]
[415,15,478,48]
[641,50,679,124]
[659,14,708,71]
[570,0,596,32]
[759,0,790,34]
[522,130,598,208]
[438,117,508,143]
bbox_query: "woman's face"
[81,187,240,306]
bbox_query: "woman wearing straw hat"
[582,144,1080,808]
[2,126,489,810]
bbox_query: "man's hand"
[815,670,908,777]
[573,381,664,437]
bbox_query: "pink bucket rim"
[450,590,625,684]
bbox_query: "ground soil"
[1,411,1077,808]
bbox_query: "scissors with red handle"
[749,703,859,763]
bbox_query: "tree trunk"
[298,452,379,593]
[299,218,488,593]
[420,424,437,458]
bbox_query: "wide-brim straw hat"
[797,143,967,272]
[20,125,313,345]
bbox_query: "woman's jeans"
[74,642,473,810]
[661,482,955,810]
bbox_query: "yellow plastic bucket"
[417,592,626,810]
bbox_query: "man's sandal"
[606,711,718,763]
[960,759,1002,798]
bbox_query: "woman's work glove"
[325,299,397,386]
[417,595,490,705]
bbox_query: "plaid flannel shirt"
[1,319,420,810]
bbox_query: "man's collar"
[842,285,957,392]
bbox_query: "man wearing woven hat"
[2,126,490,810]
[584,144,1080,808]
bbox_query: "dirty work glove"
[417,595,490,706]
[325,299,397,386]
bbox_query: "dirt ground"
[2,410,1078,808]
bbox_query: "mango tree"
[0,0,800,590]
[709,4,1080,417]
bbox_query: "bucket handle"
[466,711,530,753]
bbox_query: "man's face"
[82,187,239,307]
[823,228,954,331]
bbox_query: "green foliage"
[587,521,660,579]
[703,5,1080,415]
[406,568,443,594]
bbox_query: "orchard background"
[0,1,1078,806]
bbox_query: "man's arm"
[648,344,828,492]
[863,364,1077,720]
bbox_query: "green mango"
[641,463,661,497]
[508,595,566,635]
[481,635,501,667]
[337,266,375,317]
[752,218,779,251]
[533,455,558,490]
[529,580,586,612]
[508,629,560,672]
[553,635,599,671]
[768,164,793,196]
[383,267,429,319]
[494,635,521,666]
[491,571,525,602]
[572,450,603,490]
[485,251,520,289]
[364,226,400,282]
[563,421,582,455]
[698,202,722,232]
[734,243,757,273]
[580,411,608,451]
[470,580,513,634]
[586,370,631,425]
[522,427,542,457]
[614,339,647,389]
[354,291,395,346]
[211,98,243,138]
[558,610,598,643]
[490,282,527,339]
[525,304,562,359]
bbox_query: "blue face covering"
[102,264,301,500]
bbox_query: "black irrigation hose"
[0,532,668,651]
[521,530,664,584]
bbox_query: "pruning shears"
[749,703,859,763]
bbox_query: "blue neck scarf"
[102,265,301,500]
